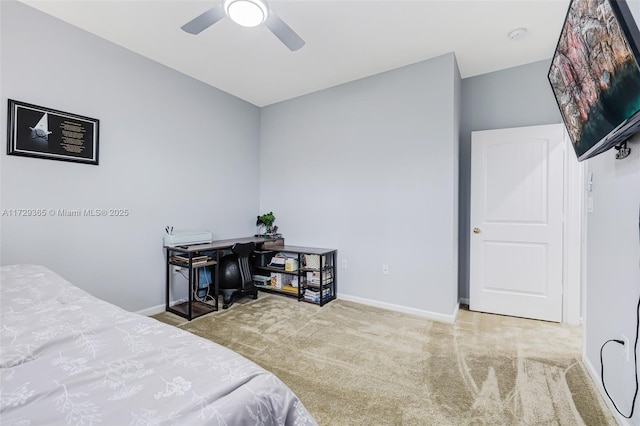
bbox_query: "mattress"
[0,264,316,425]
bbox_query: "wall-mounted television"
[548,0,640,161]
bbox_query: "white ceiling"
[19,0,570,107]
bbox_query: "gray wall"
[260,53,460,319]
[0,1,261,311]
[584,140,640,424]
[588,5,640,422]
[458,60,562,299]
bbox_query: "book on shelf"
[252,275,271,285]
[304,281,332,289]
[304,286,332,295]
[305,271,333,285]
[280,285,298,294]
[170,254,211,264]
[303,287,333,302]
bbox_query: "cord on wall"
[600,303,638,418]
[599,204,640,419]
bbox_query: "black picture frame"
[7,99,100,165]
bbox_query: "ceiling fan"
[181,0,305,52]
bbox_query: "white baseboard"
[582,354,632,425]
[135,303,166,316]
[338,293,458,323]
[139,295,461,323]
[459,297,470,305]
[136,297,192,316]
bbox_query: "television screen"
[548,0,640,161]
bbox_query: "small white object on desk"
[164,230,213,246]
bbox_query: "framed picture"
[7,99,99,165]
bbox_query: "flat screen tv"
[548,0,640,161]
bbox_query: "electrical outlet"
[622,335,630,362]
[382,264,389,275]
[172,265,182,274]
[341,259,348,269]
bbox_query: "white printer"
[163,230,213,247]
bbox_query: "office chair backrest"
[232,242,256,286]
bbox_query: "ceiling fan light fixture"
[224,0,268,27]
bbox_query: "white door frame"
[563,129,585,325]
[466,125,584,324]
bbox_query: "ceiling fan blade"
[265,12,305,51]
[181,5,226,35]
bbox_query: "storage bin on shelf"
[304,254,326,269]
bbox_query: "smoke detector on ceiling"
[508,28,528,41]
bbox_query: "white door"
[470,124,565,322]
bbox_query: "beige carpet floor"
[152,295,615,425]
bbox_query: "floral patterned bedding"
[0,264,316,425]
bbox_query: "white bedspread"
[0,264,316,425]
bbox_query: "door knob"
[473,227,481,234]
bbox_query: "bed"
[0,264,316,425]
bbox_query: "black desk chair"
[219,242,258,309]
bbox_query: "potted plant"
[256,212,276,235]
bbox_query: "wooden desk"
[165,236,283,320]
